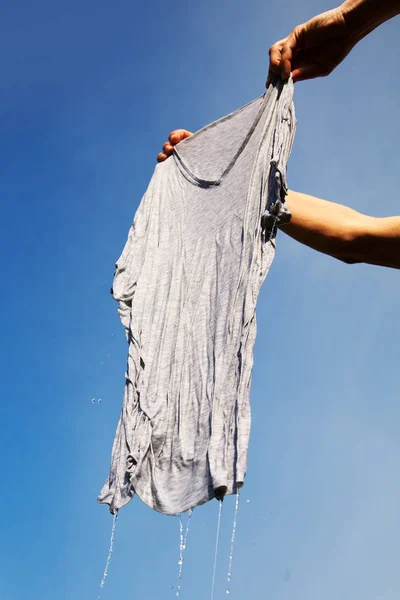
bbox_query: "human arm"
[283,190,400,269]
[266,0,400,84]
[158,130,400,269]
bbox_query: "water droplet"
[182,544,186,550]
[98,398,103,403]
[170,585,174,589]
[226,589,230,594]
[111,333,115,336]
[91,398,96,404]
[178,558,183,565]
[107,354,111,358]
[227,576,231,582]
[101,362,104,365]
[246,499,250,503]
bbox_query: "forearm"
[281,190,400,269]
[341,0,400,40]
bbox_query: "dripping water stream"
[175,508,193,597]
[226,489,240,594]
[210,500,223,600]
[97,511,118,599]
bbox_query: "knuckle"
[293,24,304,38]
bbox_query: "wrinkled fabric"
[98,79,296,515]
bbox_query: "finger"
[169,129,192,145]
[266,40,285,87]
[281,28,302,79]
[283,24,312,83]
[163,142,174,155]
[157,152,167,162]
[267,29,304,87]
[280,43,293,81]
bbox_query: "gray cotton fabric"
[98,78,296,516]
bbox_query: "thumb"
[291,61,333,82]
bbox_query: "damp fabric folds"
[98,79,296,515]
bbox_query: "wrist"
[341,0,400,41]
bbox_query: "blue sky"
[1,1,399,599]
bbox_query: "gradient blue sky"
[1,1,399,599]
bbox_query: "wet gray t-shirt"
[98,79,296,515]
